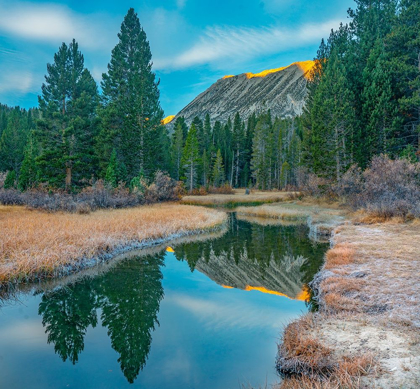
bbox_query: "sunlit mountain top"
[222,60,315,80]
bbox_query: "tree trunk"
[65,165,72,191]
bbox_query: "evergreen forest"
[0,1,419,193]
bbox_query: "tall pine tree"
[98,8,164,181]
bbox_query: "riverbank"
[236,201,347,241]
[0,204,226,288]
[181,189,296,207]
[239,201,420,388]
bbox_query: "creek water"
[0,214,328,389]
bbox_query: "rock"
[167,61,314,130]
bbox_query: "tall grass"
[181,190,295,207]
[0,204,226,285]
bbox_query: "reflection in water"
[38,254,165,383]
[173,215,326,302]
[1,214,327,387]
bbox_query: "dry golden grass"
[280,354,374,389]
[181,189,296,206]
[324,222,420,325]
[0,204,226,284]
[236,204,309,220]
[278,314,375,389]
[278,205,420,388]
[324,243,356,269]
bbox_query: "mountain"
[164,60,315,128]
[194,252,310,301]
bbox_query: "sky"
[0,0,356,116]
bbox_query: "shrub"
[0,172,180,212]
[207,183,235,194]
[0,189,25,205]
[0,172,6,189]
[301,172,334,198]
[337,155,420,218]
[191,186,208,196]
[151,170,181,201]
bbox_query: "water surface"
[0,214,327,388]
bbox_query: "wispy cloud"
[176,0,187,10]
[0,2,117,50]
[167,292,299,331]
[154,20,340,70]
[0,70,34,94]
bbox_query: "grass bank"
[0,203,226,288]
[236,201,347,241]
[235,201,420,388]
[250,206,420,388]
[180,189,297,207]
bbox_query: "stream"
[0,213,328,388]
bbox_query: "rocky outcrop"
[167,61,314,128]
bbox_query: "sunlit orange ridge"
[222,284,310,302]
[222,60,315,81]
[162,115,175,125]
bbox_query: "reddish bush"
[0,171,181,212]
[0,172,6,189]
[207,184,235,194]
[337,155,420,218]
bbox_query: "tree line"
[302,0,420,180]
[0,1,419,194]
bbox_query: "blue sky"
[0,0,355,116]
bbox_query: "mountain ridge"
[165,60,315,128]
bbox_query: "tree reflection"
[98,255,164,383]
[173,215,327,284]
[38,215,327,383]
[38,253,164,383]
[39,283,97,364]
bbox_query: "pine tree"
[362,38,400,157]
[181,124,200,193]
[212,149,225,187]
[203,113,212,152]
[18,132,39,190]
[201,149,210,187]
[98,8,163,181]
[232,112,245,187]
[4,170,16,189]
[105,149,118,188]
[387,0,420,152]
[280,161,290,189]
[251,114,271,189]
[0,108,29,173]
[36,39,98,189]
[170,123,184,181]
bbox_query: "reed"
[0,204,226,285]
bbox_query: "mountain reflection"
[37,215,327,384]
[172,215,327,300]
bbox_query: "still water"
[0,214,327,389]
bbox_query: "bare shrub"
[207,184,235,194]
[191,186,208,196]
[301,173,335,199]
[0,172,180,212]
[149,170,180,202]
[337,155,420,218]
[0,172,6,189]
[0,189,25,205]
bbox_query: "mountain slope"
[166,60,314,127]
